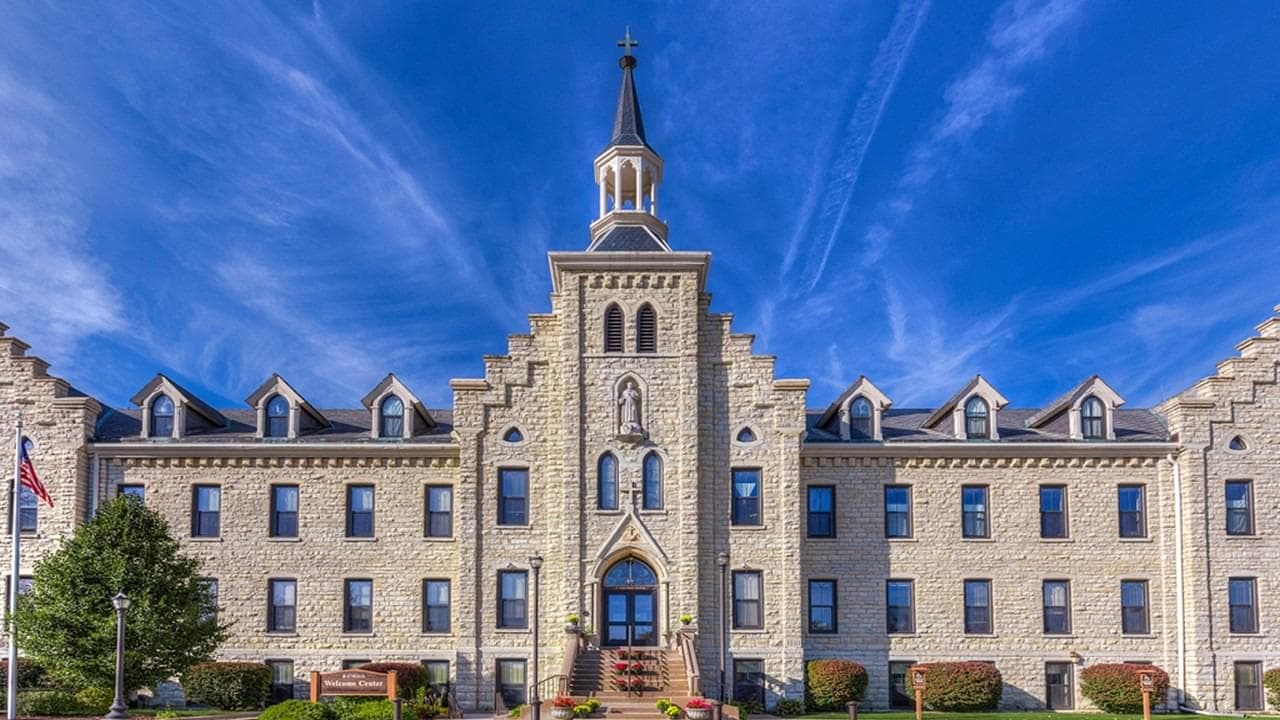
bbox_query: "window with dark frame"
[1228,578,1258,634]
[1121,580,1149,635]
[198,578,218,622]
[849,397,873,439]
[962,485,989,538]
[268,579,296,633]
[192,485,221,538]
[1080,396,1105,439]
[1118,485,1146,538]
[17,485,37,533]
[731,469,761,526]
[732,659,765,707]
[808,579,836,634]
[732,570,763,629]
[886,579,914,634]
[342,659,371,670]
[423,579,451,633]
[498,570,528,629]
[965,396,989,439]
[642,452,663,510]
[267,659,295,704]
[150,394,175,438]
[502,427,523,443]
[636,304,657,353]
[807,486,835,538]
[117,484,145,500]
[1043,580,1070,634]
[1040,485,1068,539]
[604,305,624,353]
[265,394,289,438]
[498,468,528,526]
[1225,480,1254,535]
[889,661,916,708]
[496,659,527,709]
[964,579,993,635]
[884,486,912,538]
[423,660,450,693]
[270,485,299,538]
[736,427,757,443]
[598,453,619,511]
[379,395,404,438]
[1235,661,1263,711]
[344,579,373,633]
[346,485,375,538]
[425,486,453,538]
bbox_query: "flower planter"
[552,709,575,720]
[686,707,710,720]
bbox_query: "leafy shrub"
[664,706,681,718]
[508,704,523,718]
[16,689,93,716]
[805,660,868,710]
[74,686,115,714]
[0,658,50,689]
[1264,668,1280,708]
[347,699,396,720]
[1080,663,1168,713]
[359,662,429,701]
[572,703,592,717]
[656,699,672,712]
[184,661,272,710]
[908,662,1002,712]
[156,710,180,720]
[585,698,602,711]
[730,698,760,718]
[774,698,805,716]
[259,699,337,720]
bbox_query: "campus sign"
[309,669,398,702]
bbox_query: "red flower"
[628,678,643,687]
[613,661,629,672]
[686,698,712,710]
[552,697,576,709]
[630,662,644,671]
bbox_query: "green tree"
[12,494,228,692]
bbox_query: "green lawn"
[793,713,1248,720]
[131,710,253,718]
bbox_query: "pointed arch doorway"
[601,558,658,646]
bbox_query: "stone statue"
[619,380,643,435]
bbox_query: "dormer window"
[1080,396,1105,440]
[636,304,657,353]
[849,397,872,439]
[265,394,290,438]
[964,397,990,440]
[150,394,174,438]
[604,304,624,353]
[379,395,404,439]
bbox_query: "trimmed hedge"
[358,662,429,700]
[1265,668,1280,709]
[805,660,868,710]
[335,699,395,720]
[908,662,1002,712]
[16,689,94,716]
[184,661,272,710]
[1080,663,1168,714]
[260,699,337,720]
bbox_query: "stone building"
[1,44,1276,715]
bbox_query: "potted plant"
[551,697,576,720]
[685,697,712,720]
[679,614,694,626]
[663,705,682,719]
[613,661,630,672]
[566,614,580,632]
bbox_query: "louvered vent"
[636,304,657,353]
[604,305,625,352]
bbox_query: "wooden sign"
[912,670,926,689]
[310,669,398,702]
[1139,672,1155,691]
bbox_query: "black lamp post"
[105,591,131,720]
[529,555,543,720]
[716,551,729,702]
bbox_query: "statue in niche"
[618,380,644,436]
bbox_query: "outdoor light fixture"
[716,552,729,702]
[529,555,544,720]
[106,592,131,720]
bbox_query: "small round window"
[736,427,757,443]
[502,427,524,443]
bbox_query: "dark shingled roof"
[805,407,1168,443]
[608,57,650,150]
[593,226,666,252]
[94,408,454,444]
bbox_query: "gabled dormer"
[360,373,436,440]
[1025,375,1125,440]
[244,374,329,440]
[129,373,227,440]
[924,375,1009,440]
[817,376,892,441]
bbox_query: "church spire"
[588,29,669,252]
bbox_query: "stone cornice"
[88,442,461,460]
[801,441,1176,460]
[547,251,710,293]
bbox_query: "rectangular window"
[344,579,373,633]
[962,485,989,538]
[423,660,450,693]
[497,570,527,628]
[117,484,145,501]
[1118,485,1146,538]
[884,486,912,538]
[496,659,526,709]
[199,578,218,622]
[807,486,835,538]
[886,579,915,634]
[424,579,451,633]
[1040,485,1068,538]
[17,485,37,533]
[4,575,33,610]
[498,468,528,526]
[1235,661,1263,711]
[732,659,765,707]
[733,570,764,629]
[268,579,297,633]
[1121,580,1149,635]
[731,469,762,526]
[270,485,299,538]
[964,579,993,635]
[888,661,916,709]
[1228,578,1258,634]
[346,485,374,538]
[1043,580,1071,635]
[808,579,836,634]
[267,659,295,704]
[191,485,220,538]
[1045,662,1074,710]
[1225,480,1254,535]
[342,659,371,670]
[425,486,453,538]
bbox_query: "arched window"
[1228,435,1248,451]
[736,427,757,443]
[849,397,873,439]
[636,304,657,353]
[265,394,290,438]
[1080,396,1104,440]
[603,558,657,588]
[642,452,663,510]
[598,452,618,510]
[379,395,404,438]
[150,394,174,438]
[503,427,524,443]
[964,397,989,439]
[604,304,624,353]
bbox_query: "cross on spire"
[617,27,638,56]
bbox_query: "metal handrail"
[535,674,569,700]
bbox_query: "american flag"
[18,437,51,508]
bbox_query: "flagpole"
[7,418,21,720]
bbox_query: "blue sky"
[1,1,1278,412]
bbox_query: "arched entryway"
[601,558,658,646]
